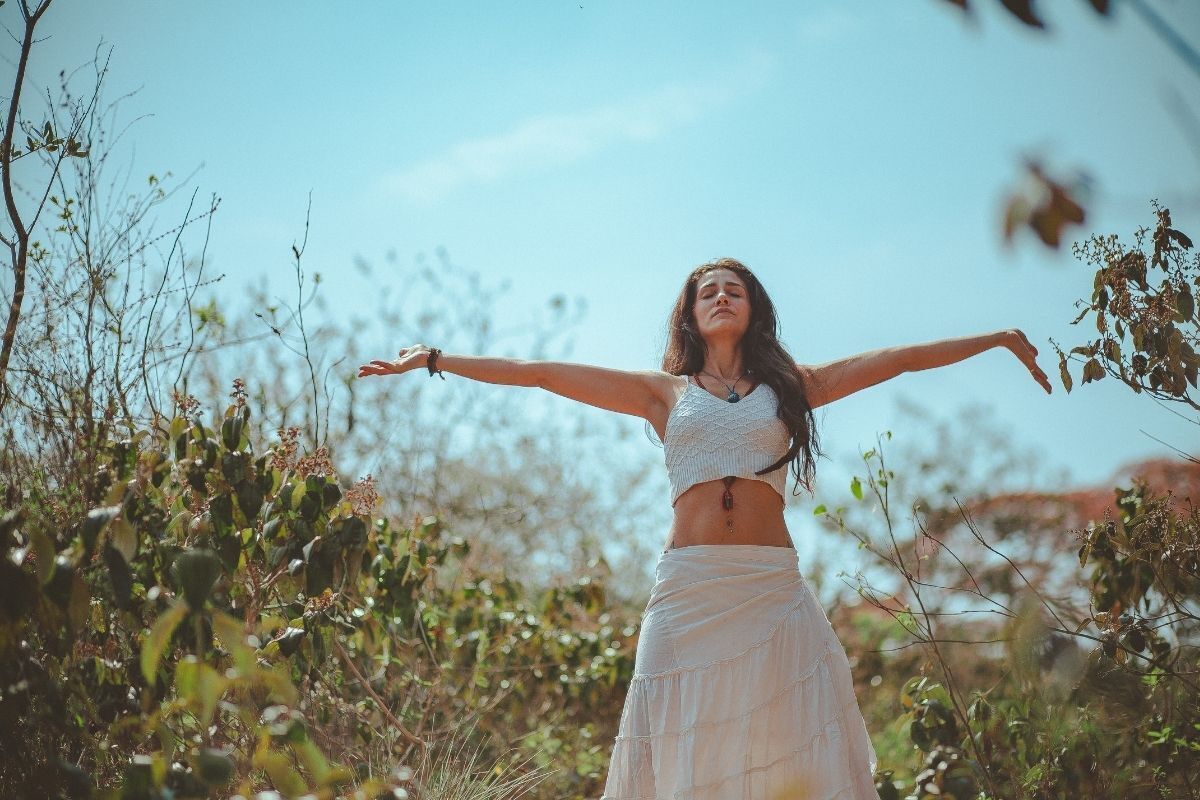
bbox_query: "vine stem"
[332,635,427,754]
[867,436,1001,798]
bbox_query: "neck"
[701,341,745,382]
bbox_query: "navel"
[721,476,737,536]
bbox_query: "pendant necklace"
[721,476,737,537]
[697,370,750,537]
[699,369,748,403]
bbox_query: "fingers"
[1028,362,1051,394]
[1015,334,1044,379]
[357,351,426,379]
[1010,332,1051,393]
[356,359,398,378]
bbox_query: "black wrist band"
[427,347,446,380]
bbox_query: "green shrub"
[0,388,639,799]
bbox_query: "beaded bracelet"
[426,347,446,380]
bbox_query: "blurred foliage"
[0,388,641,798]
[1,14,658,794]
[1002,161,1090,250]
[940,0,1113,253]
[816,206,1200,798]
[940,0,1111,30]
[941,0,1200,256]
[187,244,665,605]
[824,445,1199,799]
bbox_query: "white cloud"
[379,54,774,204]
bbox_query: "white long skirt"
[600,544,879,800]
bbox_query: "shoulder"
[791,362,818,386]
[629,370,688,415]
[639,369,688,400]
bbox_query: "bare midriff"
[664,478,794,550]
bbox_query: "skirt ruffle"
[600,544,878,800]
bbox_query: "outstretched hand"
[357,344,432,379]
[1004,329,1052,394]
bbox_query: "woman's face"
[692,268,752,344]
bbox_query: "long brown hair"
[660,257,823,496]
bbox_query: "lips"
[713,308,734,318]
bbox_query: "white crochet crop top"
[662,375,791,506]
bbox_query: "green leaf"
[1178,289,1195,321]
[83,505,120,557]
[812,504,826,516]
[210,493,234,532]
[290,480,307,510]
[169,415,187,445]
[31,528,56,585]
[255,749,307,798]
[141,599,189,684]
[221,415,243,451]
[122,755,156,799]
[176,656,227,728]
[235,480,264,519]
[102,544,134,610]
[68,572,90,630]
[172,549,222,611]
[211,610,256,674]
[258,663,300,706]
[262,517,284,540]
[193,748,235,786]
[110,516,138,563]
[294,739,330,785]
[850,477,863,500]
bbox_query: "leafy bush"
[825,204,1199,799]
[0,385,641,798]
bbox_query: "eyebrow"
[698,280,745,291]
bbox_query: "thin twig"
[332,635,427,754]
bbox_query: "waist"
[660,543,798,563]
[667,479,792,549]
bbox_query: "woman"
[358,257,1051,799]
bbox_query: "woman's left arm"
[800,329,1051,409]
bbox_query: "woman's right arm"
[358,345,672,421]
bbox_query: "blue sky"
[17,1,1200,580]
